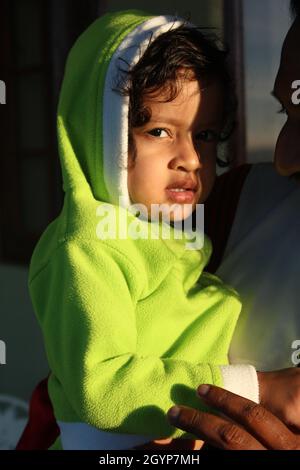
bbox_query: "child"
[24,10,297,450]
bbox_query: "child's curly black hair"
[115,22,237,168]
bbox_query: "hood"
[29,10,213,299]
[57,9,187,208]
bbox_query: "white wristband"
[220,364,260,404]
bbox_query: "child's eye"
[147,128,169,138]
[195,130,220,143]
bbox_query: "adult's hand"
[167,385,300,450]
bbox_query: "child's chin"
[143,203,195,224]
[169,206,194,222]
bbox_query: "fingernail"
[197,384,210,396]
[167,406,180,421]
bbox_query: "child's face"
[127,77,223,221]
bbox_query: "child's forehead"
[142,75,221,101]
[142,79,223,123]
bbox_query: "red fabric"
[16,377,59,450]
[16,165,252,450]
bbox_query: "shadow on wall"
[0,264,49,449]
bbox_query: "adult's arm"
[167,385,300,450]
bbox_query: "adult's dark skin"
[167,9,300,450]
[167,384,300,450]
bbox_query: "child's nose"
[172,139,201,172]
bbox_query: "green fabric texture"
[56,9,151,202]
[28,10,242,441]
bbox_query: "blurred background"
[0,0,292,449]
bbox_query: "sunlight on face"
[127,76,223,222]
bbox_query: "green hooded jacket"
[28,10,257,449]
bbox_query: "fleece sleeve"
[30,239,255,439]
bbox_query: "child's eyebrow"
[150,117,184,126]
[149,117,221,128]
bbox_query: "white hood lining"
[103,15,190,208]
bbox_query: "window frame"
[223,0,246,167]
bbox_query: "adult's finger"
[195,385,299,450]
[167,405,266,450]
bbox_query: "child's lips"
[166,178,198,192]
[165,177,199,203]
[165,188,197,203]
